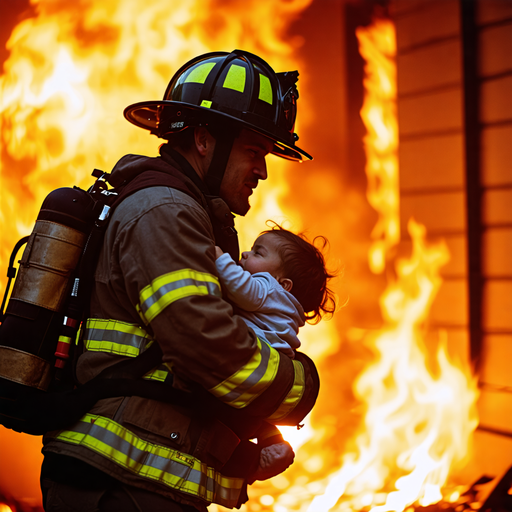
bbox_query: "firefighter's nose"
[254,160,268,180]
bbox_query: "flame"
[305,219,478,512]
[300,17,478,512]
[358,18,400,275]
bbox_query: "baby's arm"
[215,249,272,311]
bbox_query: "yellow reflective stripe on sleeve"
[268,359,305,421]
[259,73,273,104]
[83,319,152,357]
[209,337,280,408]
[52,414,244,508]
[135,303,149,326]
[58,335,72,345]
[139,269,221,323]
[143,366,169,382]
[223,64,246,92]
[184,62,216,84]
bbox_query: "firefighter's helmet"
[124,49,312,162]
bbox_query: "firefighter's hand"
[215,246,224,259]
[250,442,295,482]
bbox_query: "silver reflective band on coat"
[50,414,245,507]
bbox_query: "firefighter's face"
[240,233,284,278]
[220,129,272,216]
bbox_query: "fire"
[358,17,400,275]
[301,17,478,512]
[310,219,478,512]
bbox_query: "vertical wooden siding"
[390,0,512,482]
[475,0,512,470]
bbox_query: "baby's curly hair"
[261,223,337,323]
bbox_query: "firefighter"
[40,49,318,512]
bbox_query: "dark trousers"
[41,478,201,512]
[41,454,201,512]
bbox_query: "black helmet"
[124,49,312,162]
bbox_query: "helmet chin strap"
[203,125,239,197]
[161,129,241,259]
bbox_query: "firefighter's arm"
[118,195,319,422]
[257,422,284,446]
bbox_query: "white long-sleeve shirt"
[215,253,305,358]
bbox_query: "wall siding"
[481,125,512,186]
[392,0,512,487]
[480,76,512,124]
[399,134,465,191]
[476,0,512,451]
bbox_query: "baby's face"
[240,233,284,278]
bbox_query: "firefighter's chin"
[236,186,254,216]
[226,194,251,217]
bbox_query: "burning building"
[0,0,511,511]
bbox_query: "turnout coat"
[42,150,319,510]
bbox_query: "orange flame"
[305,220,478,512]
[358,18,400,275]
[301,18,479,512]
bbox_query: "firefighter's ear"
[278,278,293,292]
[194,126,213,156]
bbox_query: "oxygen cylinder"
[0,187,96,406]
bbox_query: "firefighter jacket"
[42,150,320,510]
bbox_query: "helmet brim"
[124,100,313,162]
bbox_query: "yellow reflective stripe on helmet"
[209,337,279,408]
[268,359,305,421]
[83,319,151,357]
[200,100,212,108]
[223,64,246,93]
[53,414,244,507]
[139,269,221,323]
[259,73,273,104]
[184,62,216,84]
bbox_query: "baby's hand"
[215,246,224,259]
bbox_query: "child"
[215,223,336,483]
[215,223,337,359]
